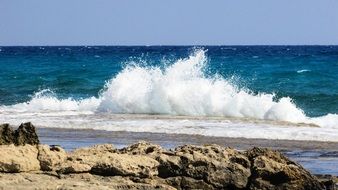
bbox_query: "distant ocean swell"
[1,50,337,129]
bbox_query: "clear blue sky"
[1,0,338,45]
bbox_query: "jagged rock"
[246,147,325,190]
[0,123,14,145]
[0,136,333,190]
[0,144,40,172]
[157,144,251,189]
[14,122,39,145]
[38,145,67,171]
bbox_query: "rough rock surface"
[155,144,251,189]
[0,126,335,190]
[246,147,325,190]
[0,144,40,172]
[0,173,176,190]
[14,122,40,145]
[0,122,39,146]
[0,123,14,145]
[38,145,67,171]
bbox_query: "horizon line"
[1,44,338,47]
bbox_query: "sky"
[1,0,338,46]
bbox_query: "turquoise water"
[1,46,337,117]
[0,46,337,141]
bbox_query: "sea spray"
[98,50,308,123]
[0,50,337,129]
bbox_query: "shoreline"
[37,127,338,176]
[38,127,338,151]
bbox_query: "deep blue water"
[0,46,337,117]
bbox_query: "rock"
[165,176,214,190]
[0,144,40,172]
[0,123,14,145]
[58,162,92,174]
[38,145,67,171]
[70,144,116,158]
[57,144,116,174]
[315,175,338,190]
[246,147,325,190]
[118,141,164,155]
[0,173,175,190]
[90,154,159,177]
[14,122,39,145]
[0,122,39,146]
[58,143,160,178]
[157,144,251,189]
[0,137,331,190]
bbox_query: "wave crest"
[1,50,337,128]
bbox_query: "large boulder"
[0,124,14,145]
[38,145,67,171]
[246,147,325,190]
[0,144,40,172]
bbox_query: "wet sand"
[37,127,338,175]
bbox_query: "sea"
[0,46,337,140]
[1,46,338,174]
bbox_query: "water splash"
[1,50,337,129]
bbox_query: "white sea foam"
[97,50,309,124]
[297,69,311,73]
[0,50,337,141]
[4,90,99,113]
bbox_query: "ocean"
[0,46,337,141]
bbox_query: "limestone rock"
[246,147,325,190]
[0,123,14,145]
[38,145,67,171]
[58,143,159,178]
[14,122,39,146]
[0,136,331,190]
[118,141,164,155]
[58,162,92,174]
[0,144,40,172]
[157,144,251,189]
[90,154,159,177]
[165,176,215,190]
[0,173,175,190]
[57,144,116,174]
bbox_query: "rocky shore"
[0,123,337,190]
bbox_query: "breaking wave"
[1,50,337,128]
